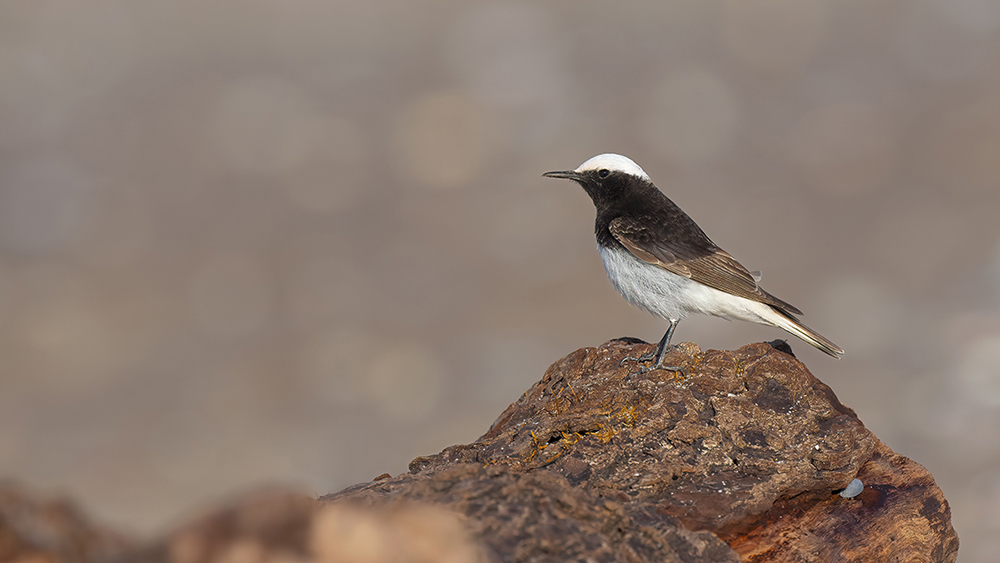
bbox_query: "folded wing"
[609,215,803,315]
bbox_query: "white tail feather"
[763,307,844,358]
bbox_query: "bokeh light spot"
[0,156,92,254]
[721,0,828,73]
[393,91,488,190]
[445,3,562,109]
[209,77,325,174]
[188,253,273,340]
[367,343,446,421]
[959,335,1000,407]
[297,328,376,405]
[817,275,902,356]
[642,68,738,166]
[922,101,1000,192]
[282,115,371,214]
[788,104,898,195]
[896,1,997,81]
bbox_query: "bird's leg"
[620,321,675,366]
[620,320,686,375]
[651,320,676,363]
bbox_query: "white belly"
[598,245,775,325]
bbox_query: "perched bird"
[543,153,843,371]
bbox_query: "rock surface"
[1,340,959,563]
[0,483,131,563]
[123,489,493,563]
[328,339,959,563]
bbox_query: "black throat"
[586,173,718,259]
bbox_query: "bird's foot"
[619,352,656,367]
[632,362,686,378]
[621,345,687,380]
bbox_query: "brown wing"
[609,216,803,315]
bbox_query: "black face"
[543,162,715,258]
[542,168,637,207]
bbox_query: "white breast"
[597,245,776,325]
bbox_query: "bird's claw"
[621,352,687,380]
[619,352,656,367]
[629,363,686,380]
[638,363,685,375]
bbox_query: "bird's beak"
[542,170,583,181]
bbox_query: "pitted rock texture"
[1,340,959,563]
[332,339,959,563]
[407,340,875,530]
[327,464,739,563]
[719,439,961,562]
[120,490,495,563]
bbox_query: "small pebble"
[840,478,864,498]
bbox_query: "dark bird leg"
[621,319,685,376]
[651,319,678,366]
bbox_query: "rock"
[127,489,318,563]
[0,482,131,563]
[327,339,959,563]
[719,440,961,562]
[326,464,738,562]
[125,489,492,563]
[1,340,960,562]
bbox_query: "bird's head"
[543,153,651,205]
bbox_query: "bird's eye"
[598,169,610,178]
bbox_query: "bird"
[543,153,843,372]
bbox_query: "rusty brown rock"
[126,489,492,563]
[719,439,961,562]
[143,490,317,563]
[331,339,959,563]
[0,483,131,563]
[327,463,738,562]
[2,340,960,563]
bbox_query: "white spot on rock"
[840,478,864,498]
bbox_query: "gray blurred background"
[1,0,998,560]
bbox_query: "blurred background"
[1,0,998,560]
